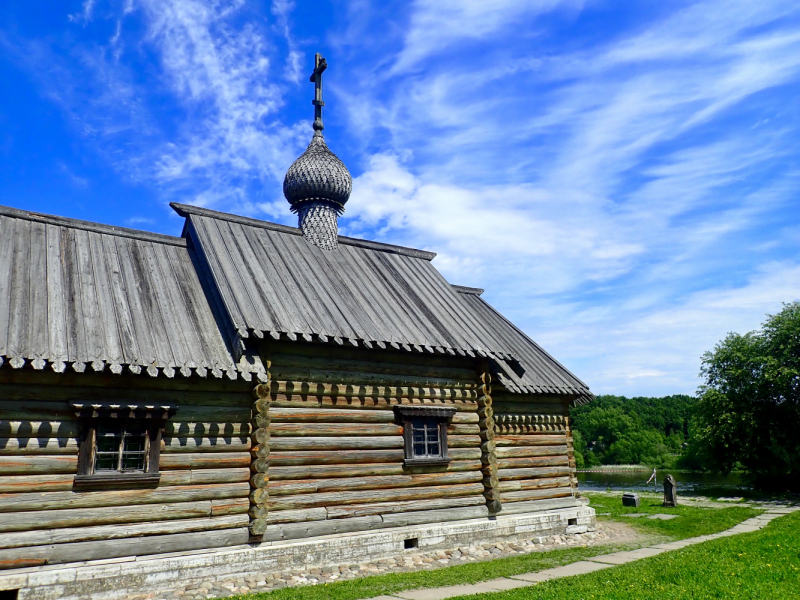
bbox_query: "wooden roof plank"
[7,218,31,361]
[0,216,16,357]
[27,220,49,365]
[113,236,158,368]
[45,224,68,365]
[87,232,124,366]
[100,234,141,368]
[73,228,105,367]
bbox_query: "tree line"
[571,302,800,493]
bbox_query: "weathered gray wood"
[0,474,76,493]
[268,436,404,451]
[0,216,17,357]
[160,453,251,470]
[496,497,581,516]
[0,499,243,533]
[269,460,482,480]
[268,471,483,496]
[88,230,125,367]
[0,455,78,475]
[0,527,250,566]
[270,381,479,402]
[0,483,250,513]
[45,224,69,367]
[499,476,571,492]
[496,466,572,481]
[101,234,141,370]
[495,434,568,446]
[270,423,403,437]
[269,407,396,423]
[7,218,31,363]
[267,482,484,510]
[496,456,569,470]
[267,447,480,466]
[27,221,49,365]
[211,497,250,516]
[495,445,569,458]
[161,437,251,453]
[380,505,489,528]
[0,469,247,493]
[0,437,79,455]
[264,507,328,524]
[262,515,384,542]
[500,487,572,503]
[160,468,251,486]
[0,514,248,549]
[324,496,486,519]
[271,368,478,391]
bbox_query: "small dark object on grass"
[622,492,640,507]
[664,474,678,507]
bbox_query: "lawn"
[586,492,761,540]
[458,510,800,600]
[227,494,762,600]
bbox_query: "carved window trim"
[393,405,456,467]
[71,403,177,490]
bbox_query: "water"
[577,469,746,496]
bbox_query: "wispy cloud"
[339,0,800,394]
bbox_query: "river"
[577,469,745,496]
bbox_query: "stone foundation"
[2,504,595,600]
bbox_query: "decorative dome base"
[298,202,340,250]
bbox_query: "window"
[394,405,456,466]
[71,402,177,489]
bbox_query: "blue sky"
[1,1,799,396]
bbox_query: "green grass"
[227,495,762,600]
[458,511,800,600]
[586,492,762,540]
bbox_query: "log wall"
[492,391,576,513]
[251,342,488,542]
[0,369,252,569]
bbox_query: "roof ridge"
[170,202,437,261]
[0,204,186,247]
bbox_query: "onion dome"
[283,131,352,213]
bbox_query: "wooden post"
[477,368,500,514]
[250,367,271,537]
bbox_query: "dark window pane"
[427,441,440,456]
[121,422,147,472]
[94,420,148,473]
[121,451,146,471]
[95,453,118,471]
[95,422,122,471]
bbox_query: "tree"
[690,302,800,492]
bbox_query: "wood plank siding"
[0,369,252,568]
[251,342,490,542]
[492,392,577,512]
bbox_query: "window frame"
[393,405,456,467]
[72,402,176,489]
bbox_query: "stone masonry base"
[2,504,596,600]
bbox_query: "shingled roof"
[453,286,593,404]
[173,203,517,361]
[0,202,590,399]
[0,205,264,381]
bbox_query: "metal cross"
[310,53,328,132]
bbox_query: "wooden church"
[0,55,594,600]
